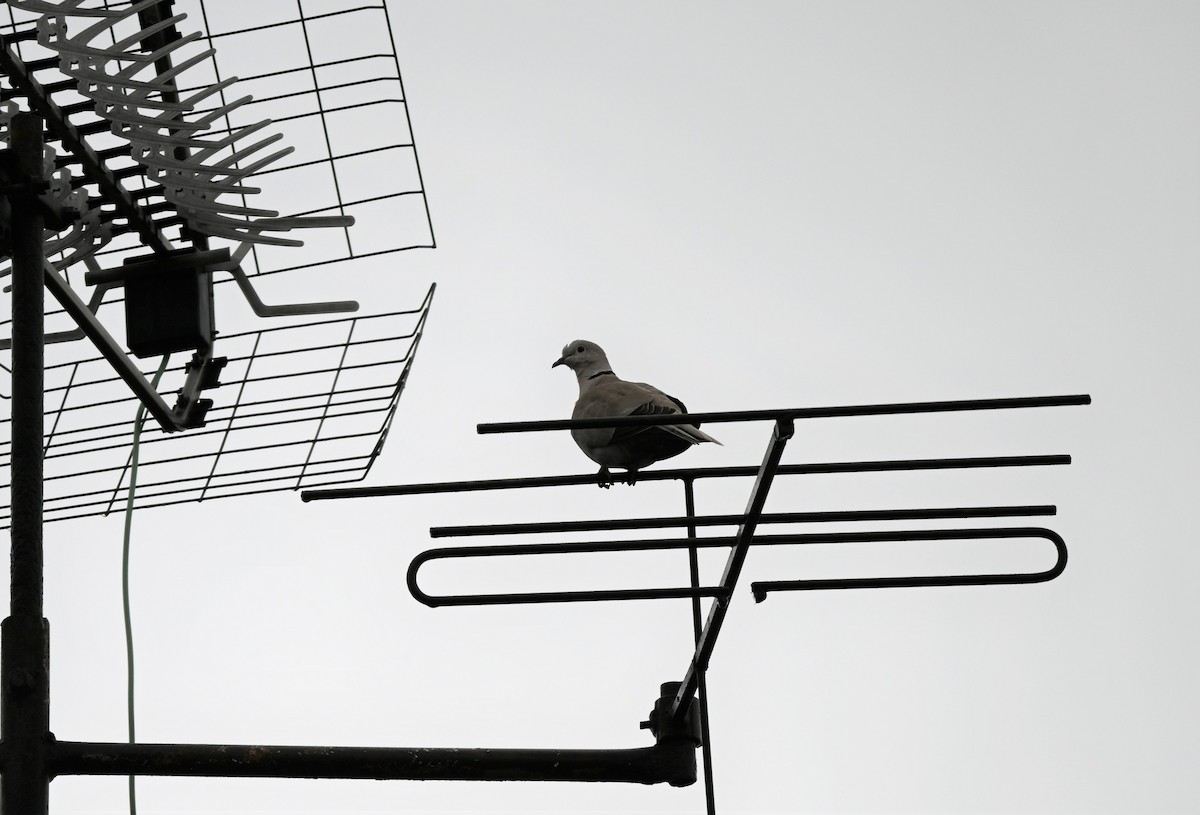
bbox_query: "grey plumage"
[553,339,720,486]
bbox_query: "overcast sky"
[29,1,1200,813]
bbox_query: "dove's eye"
[576,345,585,353]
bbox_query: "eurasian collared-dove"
[553,339,720,487]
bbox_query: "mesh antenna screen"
[0,0,436,527]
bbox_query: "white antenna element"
[27,0,357,316]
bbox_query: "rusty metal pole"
[2,111,51,815]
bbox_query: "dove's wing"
[619,386,721,446]
[572,379,676,442]
[573,379,720,451]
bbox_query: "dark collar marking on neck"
[587,370,615,380]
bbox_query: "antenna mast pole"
[2,111,52,815]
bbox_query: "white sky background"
[34,1,1198,813]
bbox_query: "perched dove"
[553,340,720,487]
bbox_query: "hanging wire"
[121,351,169,815]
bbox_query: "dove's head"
[553,340,611,376]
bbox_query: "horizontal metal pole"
[408,527,754,608]
[300,454,1072,501]
[477,395,1092,434]
[431,505,1056,539]
[750,527,1067,600]
[83,248,231,285]
[410,527,1053,558]
[50,738,696,786]
[408,583,730,609]
[409,538,734,608]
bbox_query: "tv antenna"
[0,0,446,811]
[305,393,1091,813]
[0,0,437,529]
[0,2,1092,813]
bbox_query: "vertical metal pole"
[684,478,717,815]
[2,112,51,815]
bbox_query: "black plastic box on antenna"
[86,247,225,358]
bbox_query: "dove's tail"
[661,423,722,446]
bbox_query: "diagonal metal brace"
[42,260,186,431]
[669,417,795,724]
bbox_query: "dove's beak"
[551,356,566,368]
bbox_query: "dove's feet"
[596,467,639,488]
